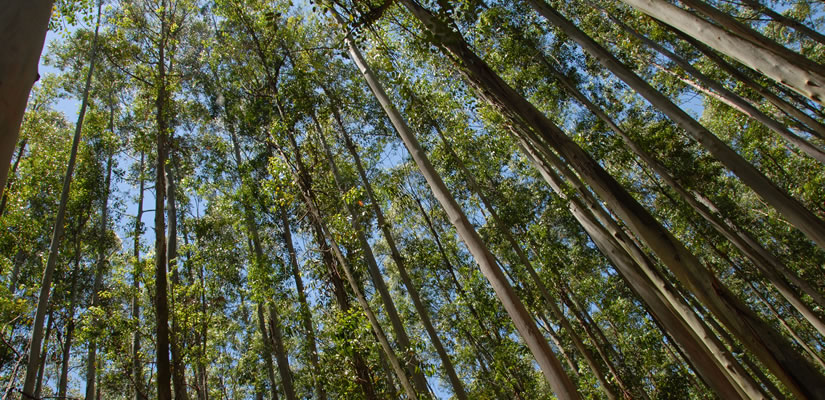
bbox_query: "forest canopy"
[1,0,824,399]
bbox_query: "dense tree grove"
[2,0,825,398]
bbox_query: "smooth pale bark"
[527,0,825,253]
[335,118,469,400]
[314,112,431,397]
[621,0,825,104]
[677,0,823,73]
[0,0,54,199]
[86,152,112,400]
[539,54,825,338]
[334,8,579,397]
[21,3,101,395]
[605,14,825,164]
[279,208,326,400]
[154,1,173,398]
[132,152,146,400]
[275,141,418,400]
[740,0,825,47]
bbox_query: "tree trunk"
[57,245,81,399]
[279,207,326,400]
[314,112,430,397]
[154,0,173,397]
[0,0,53,198]
[133,151,146,400]
[33,310,53,399]
[275,127,416,399]
[527,0,825,252]
[0,138,27,217]
[166,157,189,400]
[86,151,112,400]
[276,130,378,399]
[334,113,469,400]
[622,0,825,104]
[256,303,281,400]
[741,0,825,45]
[267,303,296,400]
[21,2,101,395]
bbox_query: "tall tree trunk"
[228,121,295,400]
[166,157,189,400]
[276,131,378,399]
[0,0,53,198]
[21,2,101,395]
[412,2,824,397]
[279,207,326,400]
[132,151,146,400]
[33,310,53,399]
[0,138,27,217]
[621,0,825,104]
[154,0,173,397]
[275,128,416,399]
[86,151,112,400]
[334,111,468,400]
[57,242,81,400]
[331,9,580,398]
[255,303,281,400]
[267,303,296,400]
[313,113,431,397]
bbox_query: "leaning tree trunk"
[20,2,101,395]
[621,0,825,104]
[334,114,469,400]
[0,138,27,217]
[0,0,54,198]
[331,8,580,398]
[314,112,431,397]
[428,2,825,397]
